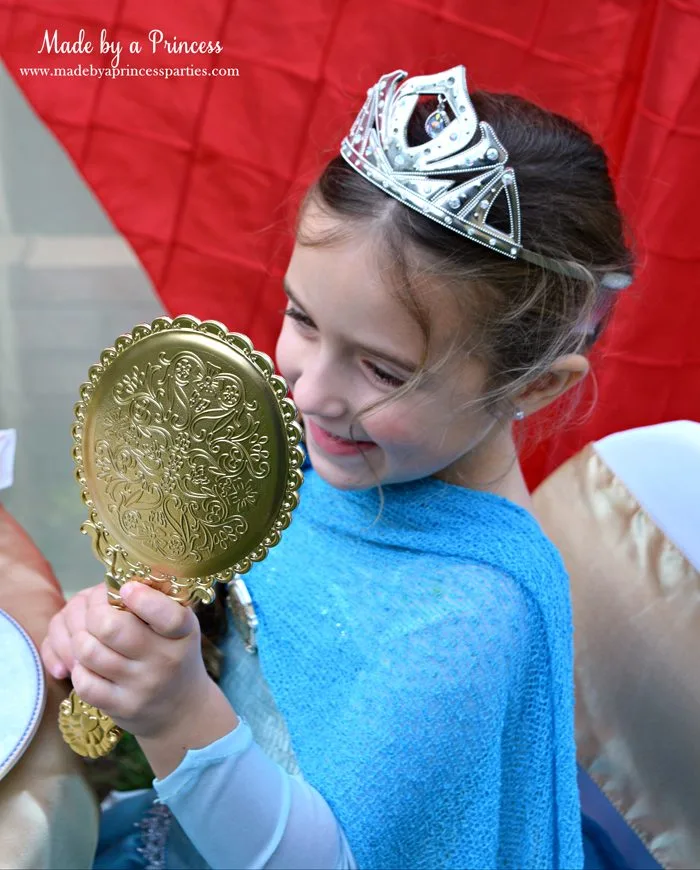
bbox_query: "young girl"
[41,65,633,869]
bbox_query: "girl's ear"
[515,354,590,415]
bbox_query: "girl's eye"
[283,305,404,388]
[284,306,315,329]
[365,362,406,389]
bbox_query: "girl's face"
[275,204,500,491]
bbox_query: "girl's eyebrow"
[282,278,304,310]
[283,278,419,374]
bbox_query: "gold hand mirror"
[58,316,304,757]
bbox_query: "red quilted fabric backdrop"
[1,0,699,487]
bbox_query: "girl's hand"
[45,581,213,739]
[41,584,97,680]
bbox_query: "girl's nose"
[291,354,348,420]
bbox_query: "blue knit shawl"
[242,466,583,869]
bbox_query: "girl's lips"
[306,420,378,456]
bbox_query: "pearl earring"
[513,408,525,421]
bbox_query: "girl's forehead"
[288,238,418,338]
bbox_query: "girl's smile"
[305,419,378,457]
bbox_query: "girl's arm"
[136,677,239,778]
[152,718,356,869]
[137,679,356,868]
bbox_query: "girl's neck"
[435,424,534,513]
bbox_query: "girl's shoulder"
[384,556,538,650]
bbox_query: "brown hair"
[297,91,634,422]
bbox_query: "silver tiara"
[340,65,631,290]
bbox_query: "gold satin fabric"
[0,506,99,869]
[533,444,700,870]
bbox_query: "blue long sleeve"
[153,721,355,870]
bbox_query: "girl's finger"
[70,662,125,718]
[120,583,197,640]
[64,587,92,635]
[40,636,69,680]
[44,611,76,673]
[84,597,149,659]
[72,630,133,682]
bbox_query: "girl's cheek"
[363,411,417,447]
